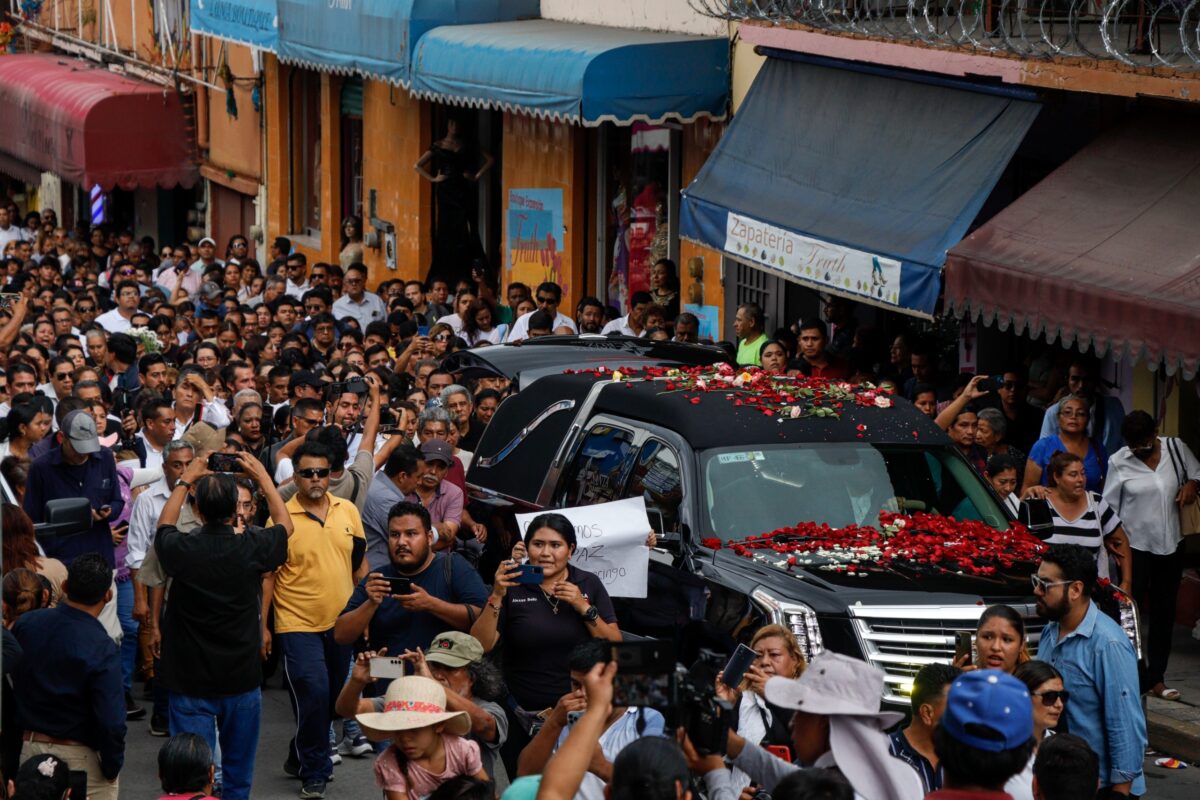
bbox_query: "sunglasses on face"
[54,371,72,381]
[433,334,450,342]
[536,296,555,304]
[119,270,135,276]
[1031,574,1073,593]
[1130,443,1156,457]
[78,306,95,313]
[1033,690,1070,707]
[296,467,331,479]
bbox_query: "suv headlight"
[751,588,824,661]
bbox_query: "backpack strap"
[441,553,476,626]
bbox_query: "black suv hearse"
[464,365,1140,706]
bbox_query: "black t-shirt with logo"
[496,564,616,709]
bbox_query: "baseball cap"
[425,632,484,668]
[941,670,1033,752]
[288,370,325,392]
[420,439,454,465]
[61,409,100,455]
[198,237,217,247]
[200,281,223,300]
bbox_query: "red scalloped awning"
[0,54,197,191]
[946,114,1200,378]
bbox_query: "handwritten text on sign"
[515,497,651,599]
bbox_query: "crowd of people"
[0,206,1193,800]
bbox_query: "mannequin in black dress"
[415,119,494,285]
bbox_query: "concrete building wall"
[540,0,726,35]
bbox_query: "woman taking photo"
[0,398,52,461]
[471,513,620,776]
[953,604,1028,674]
[1006,660,1068,800]
[1020,451,1132,593]
[1103,411,1200,700]
[715,624,807,795]
[1025,395,1107,493]
[460,298,507,347]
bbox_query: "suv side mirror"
[35,498,94,540]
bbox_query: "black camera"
[610,642,732,757]
[329,376,368,397]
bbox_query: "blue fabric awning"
[680,54,1040,318]
[189,0,279,52]
[410,19,729,126]
[276,0,539,86]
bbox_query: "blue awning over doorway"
[410,19,729,126]
[680,55,1039,318]
[189,0,279,52]
[276,0,539,86]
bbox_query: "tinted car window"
[557,424,638,507]
[701,443,1007,541]
[627,439,683,533]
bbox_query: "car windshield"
[700,443,1009,542]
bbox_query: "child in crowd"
[359,675,490,800]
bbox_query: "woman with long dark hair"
[460,298,507,347]
[0,396,52,461]
[471,513,620,775]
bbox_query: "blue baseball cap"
[941,670,1033,752]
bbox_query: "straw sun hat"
[356,676,471,735]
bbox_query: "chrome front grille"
[848,604,1044,705]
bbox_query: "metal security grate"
[848,603,1044,705]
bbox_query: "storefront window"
[341,77,364,220]
[601,122,674,312]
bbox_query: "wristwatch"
[583,605,600,624]
[175,479,192,490]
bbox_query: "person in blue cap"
[928,669,1037,799]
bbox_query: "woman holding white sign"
[470,512,621,778]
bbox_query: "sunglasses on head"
[1033,690,1069,707]
[296,467,331,479]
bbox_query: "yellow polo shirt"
[270,494,365,634]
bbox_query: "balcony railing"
[690,0,1200,69]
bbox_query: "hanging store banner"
[724,212,903,308]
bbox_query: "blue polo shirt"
[24,444,124,567]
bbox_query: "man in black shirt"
[12,553,125,800]
[155,451,294,800]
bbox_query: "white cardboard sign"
[515,497,652,599]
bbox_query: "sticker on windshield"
[717,451,764,464]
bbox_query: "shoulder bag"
[1166,438,1200,537]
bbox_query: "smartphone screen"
[68,771,87,799]
[417,325,430,337]
[721,643,758,688]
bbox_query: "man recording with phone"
[154,451,293,800]
[333,501,487,692]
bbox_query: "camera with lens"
[329,376,368,397]
[611,642,732,757]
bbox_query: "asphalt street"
[116,679,1200,799]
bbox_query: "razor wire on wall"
[690,0,1200,69]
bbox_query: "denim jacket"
[1038,601,1146,795]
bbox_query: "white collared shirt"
[172,397,232,440]
[600,315,643,337]
[1104,437,1200,555]
[506,310,577,342]
[332,291,387,329]
[95,308,134,333]
[126,476,174,570]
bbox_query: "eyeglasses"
[118,269,135,276]
[296,468,331,479]
[54,372,72,380]
[1058,409,1089,419]
[536,296,556,304]
[1130,443,1156,457]
[77,306,95,312]
[433,334,451,342]
[1032,690,1070,707]
[1031,574,1073,593]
